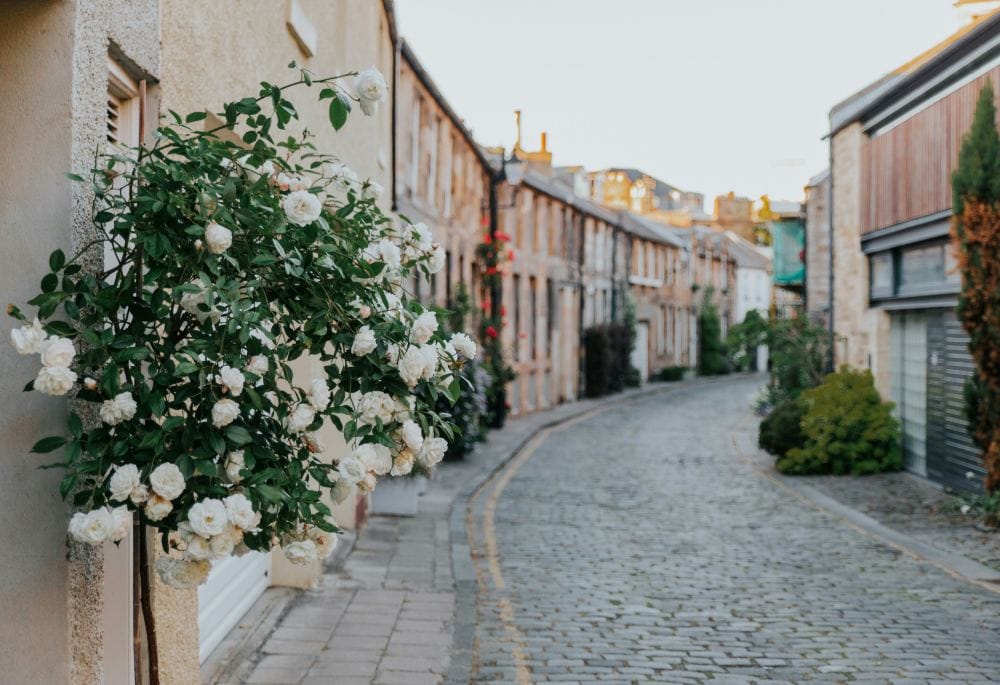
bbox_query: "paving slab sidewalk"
[207,377,704,685]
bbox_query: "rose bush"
[8,66,474,588]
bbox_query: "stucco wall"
[830,124,891,394]
[1,0,163,683]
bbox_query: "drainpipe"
[390,37,400,212]
[826,138,835,372]
[577,212,586,395]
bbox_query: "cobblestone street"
[466,377,1000,684]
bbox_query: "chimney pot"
[540,131,548,152]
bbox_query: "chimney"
[513,110,522,151]
[540,131,548,153]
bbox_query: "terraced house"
[827,1,1000,492]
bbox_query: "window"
[427,116,439,205]
[529,276,538,360]
[445,249,452,308]
[107,59,140,149]
[547,278,555,360]
[870,252,893,298]
[409,97,421,198]
[513,274,521,361]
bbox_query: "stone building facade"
[804,169,832,328]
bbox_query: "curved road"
[467,377,1000,684]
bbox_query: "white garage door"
[631,321,650,383]
[197,552,271,662]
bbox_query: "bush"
[583,326,612,397]
[625,366,642,388]
[698,288,730,376]
[777,368,902,476]
[765,314,831,406]
[435,358,490,460]
[654,366,687,382]
[727,310,768,371]
[758,398,806,458]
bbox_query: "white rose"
[358,472,377,493]
[286,403,316,433]
[34,366,77,396]
[187,498,229,538]
[309,529,338,559]
[331,478,354,504]
[401,420,424,454]
[410,311,438,345]
[211,398,240,428]
[351,325,377,356]
[183,534,212,561]
[450,333,477,360]
[309,378,331,411]
[144,494,174,521]
[390,450,415,477]
[10,318,47,354]
[108,463,141,502]
[276,172,308,192]
[40,337,76,368]
[179,279,220,324]
[245,355,269,375]
[100,391,138,426]
[215,365,245,397]
[361,181,383,201]
[283,190,322,227]
[223,493,261,531]
[961,504,972,515]
[304,431,323,454]
[378,239,401,271]
[83,377,97,390]
[209,527,241,559]
[150,463,185,500]
[355,443,392,476]
[130,484,150,506]
[224,451,245,483]
[427,245,446,274]
[204,221,233,254]
[419,436,448,468]
[154,557,211,589]
[412,223,434,253]
[392,396,414,422]
[397,347,427,387]
[284,539,318,565]
[385,342,400,365]
[337,457,366,485]
[69,508,112,545]
[357,390,394,425]
[418,344,440,379]
[324,161,359,193]
[108,506,131,543]
[354,67,388,116]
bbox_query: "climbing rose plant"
[8,66,475,588]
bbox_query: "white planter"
[370,477,426,516]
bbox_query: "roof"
[806,168,830,188]
[829,9,1000,134]
[621,213,687,249]
[522,170,621,226]
[595,167,689,202]
[724,232,771,270]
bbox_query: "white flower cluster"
[11,319,78,396]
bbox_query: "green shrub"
[727,310,768,371]
[765,315,830,405]
[758,398,807,458]
[625,366,642,388]
[654,366,687,382]
[583,326,612,397]
[777,368,902,476]
[698,288,730,376]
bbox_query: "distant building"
[804,169,831,327]
[587,168,704,218]
[714,192,755,242]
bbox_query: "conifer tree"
[952,81,1000,491]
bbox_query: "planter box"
[370,476,426,516]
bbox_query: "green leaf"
[67,413,83,438]
[31,436,66,453]
[185,110,208,123]
[49,249,66,272]
[41,273,58,293]
[65,173,84,182]
[44,320,76,338]
[329,98,349,131]
[225,425,253,446]
[208,431,225,455]
[59,473,77,499]
[257,484,287,503]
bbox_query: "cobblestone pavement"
[467,376,1000,684]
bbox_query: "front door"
[890,312,928,476]
[631,321,649,383]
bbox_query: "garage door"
[197,552,270,662]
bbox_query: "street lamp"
[501,153,525,189]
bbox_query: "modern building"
[827,2,1000,491]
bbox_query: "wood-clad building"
[829,9,1000,492]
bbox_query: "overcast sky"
[395,0,964,208]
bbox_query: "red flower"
[481,215,490,228]
[481,302,490,313]
[486,325,498,339]
[482,234,493,245]
[496,230,511,242]
[500,305,507,316]
[486,266,498,276]
[507,249,515,262]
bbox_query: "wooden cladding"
[861,66,1000,235]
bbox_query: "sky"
[394,0,965,208]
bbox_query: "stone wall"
[805,173,831,326]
